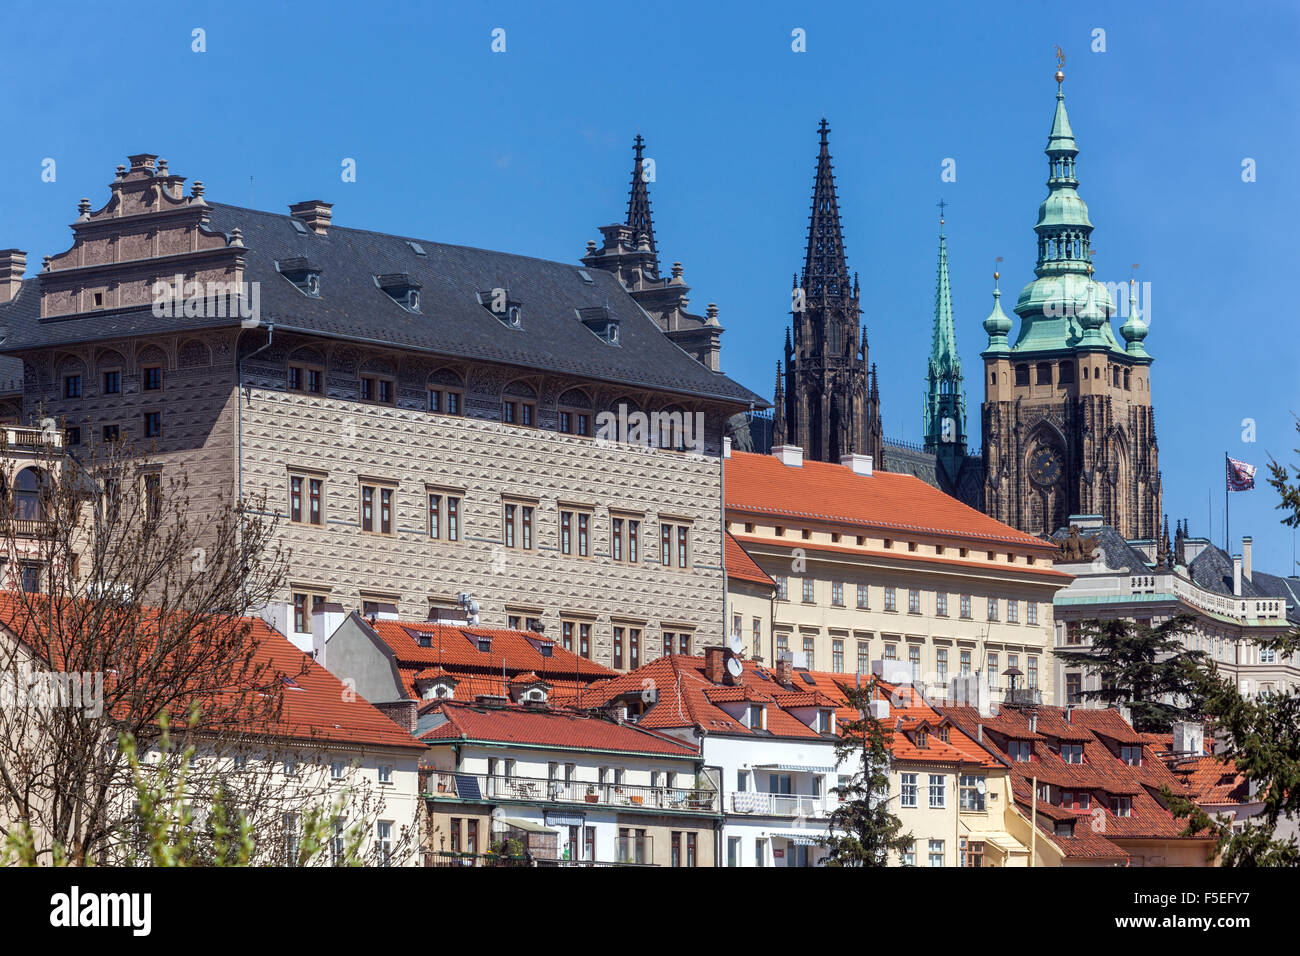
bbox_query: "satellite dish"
[727,632,744,654]
[976,780,987,795]
[726,658,744,678]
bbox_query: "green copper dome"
[1120,279,1150,357]
[1012,74,1127,356]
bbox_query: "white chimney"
[872,658,912,685]
[311,602,346,668]
[772,445,803,468]
[722,436,732,459]
[839,453,873,476]
[1242,536,1252,582]
[1233,555,1243,596]
[868,699,889,720]
[1173,720,1205,756]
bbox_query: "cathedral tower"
[779,119,883,465]
[923,213,968,486]
[981,68,1161,539]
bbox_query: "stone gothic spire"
[802,118,850,299]
[626,133,656,268]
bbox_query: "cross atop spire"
[626,134,656,258]
[803,119,850,298]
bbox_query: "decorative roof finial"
[1054,44,1065,85]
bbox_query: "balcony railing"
[4,518,55,539]
[1004,688,1043,707]
[426,770,719,814]
[729,791,839,817]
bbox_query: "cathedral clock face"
[1029,446,1062,487]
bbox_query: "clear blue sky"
[3,1,1298,574]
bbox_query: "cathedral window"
[1035,363,1052,385]
[1015,365,1030,387]
[1123,369,1131,390]
[1058,361,1074,384]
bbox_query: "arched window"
[990,372,997,385]
[14,467,44,521]
[1123,369,1131,390]
[1036,363,1052,385]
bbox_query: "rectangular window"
[936,592,948,616]
[776,576,789,601]
[832,639,844,673]
[629,627,640,669]
[64,375,82,398]
[1027,602,1039,625]
[884,586,897,612]
[962,838,984,868]
[928,839,944,868]
[1008,740,1032,762]
[1028,656,1039,689]
[142,411,161,438]
[936,648,948,684]
[959,650,972,675]
[802,578,815,603]
[143,365,163,391]
[361,486,375,532]
[1007,600,1019,623]
[143,473,162,521]
[929,775,946,808]
[66,426,81,446]
[102,423,120,444]
[290,476,303,523]
[561,621,574,652]
[611,517,623,561]
[1066,672,1082,704]
[884,644,897,661]
[988,652,999,689]
[1110,796,1132,817]
[776,633,789,658]
[960,594,972,619]
[676,526,688,567]
[752,617,762,659]
[856,584,869,609]
[502,500,535,550]
[579,622,592,659]
[1120,745,1143,766]
[857,641,870,675]
[987,597,999,621]
[502,399,536,427]
[831,581,844,606]
[900,773,918,808]
[292,591,328,634]
[613,626,625,669]
[102,370,121,395]
[900,845,916,867]
[908,589,921,613]
[1061,743,1084,764]
[909,645,921,682]
[960,774,986,811]
[803,636,815,670]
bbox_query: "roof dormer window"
[277,258,322,297]
[478,290,522,329]
[747,704,765,730]
[577,306,620,345]
[376,273,422,312]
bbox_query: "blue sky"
[3,1,1298,573]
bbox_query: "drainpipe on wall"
[1030,775,1037,867]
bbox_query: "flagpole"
[1224,451,1230,554]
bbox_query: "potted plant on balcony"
[584,784,600,803]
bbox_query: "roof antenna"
[249,175,254,207]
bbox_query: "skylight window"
[289,218,309,235]
[407,240,427,256]
[577,269,593,283]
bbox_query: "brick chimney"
[373,699,418,734]
[773,653,793,686]
[704,646,726,684]
[289,200,333,236]
[0,250,26,304]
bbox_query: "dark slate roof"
[1250,571,1300,625]
[0,203,763,408]
[1050,523,1153,573]
[1189,542,1300,618]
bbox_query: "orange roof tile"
[725,450,1062,551]
[725,531,776,589]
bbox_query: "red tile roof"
[418,699,701,758]
[938,703,1214,860]
[725,531,776,588]
[0,592,423,752]
[361,616,614,703]
[1175,755,1253,806]
[725,450,1063,551]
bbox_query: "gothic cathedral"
[980,70,1161,540]
[774,120,883,466]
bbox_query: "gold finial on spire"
[1054,44,1066,84]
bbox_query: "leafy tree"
[1053,615,1205,732]
[820,677,914,867]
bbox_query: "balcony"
[425,770,720,814]
[1004,688,1042,707]
[729,791,839,817]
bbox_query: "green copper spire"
[1120,278,1150,357]
[981,270,1013,354]
[924,214,967,472]
[1012,69,1124,355]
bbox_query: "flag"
[1226,456,1256,492]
